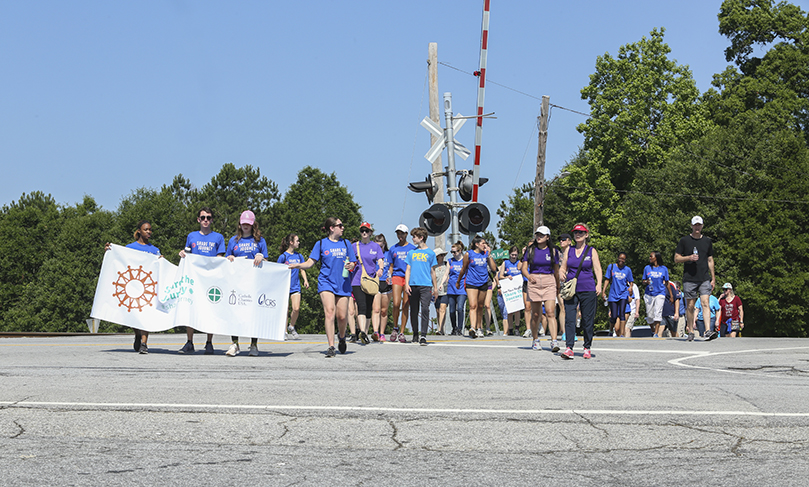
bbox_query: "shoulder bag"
[356,242,379,295]
[560,245,591,301]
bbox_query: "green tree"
[194,163,280,245]
[0,192,61,325]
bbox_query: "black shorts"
[465,282,489,292]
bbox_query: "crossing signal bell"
[458,203,490,235]
[419,204,451,236]
[408,175,439,204]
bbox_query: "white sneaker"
[522,329,532,338]
[225,343,240,356]
[248,344,259,356]
[287,326,299,339]
[532,338,540,350]
[476,328,484,338]
[538,327,545,336]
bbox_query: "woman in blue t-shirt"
[225,210,268,357]
[289,217,357,358]
[602,251,634,338]
[642,251,670,338]
[105,220,161,355]
[456,235,496,339]
[278,233,309,340]
[446,241,467,336]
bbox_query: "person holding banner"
[521,226,561,352]
[496,246,523,336]
[105,220,161,354]
[278,233,309,340]
[225,210,267,357]
[456,236,497,339]
[178,207,226,355]
[289,217,357,358]
[446,241,467,336]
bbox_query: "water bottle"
[693,247,698,260]
[342,258,350,278]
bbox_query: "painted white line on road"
[2,400,808,418]
[668,346,809,377]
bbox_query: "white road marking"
[1,400,808,417]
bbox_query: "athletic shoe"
[411,333,419,343]
[706,331,719,341]
[348,334,358,343]
[398,332,407,343]
[583,348,592,359]
[687,332,695,342]
[226,343,240,357]
[551,340,560,353]
[468,329,477,339]
[138,343,148,355]
[204,342,214,355]
[419,336,427,346]
[359,331,370,344]
[538,327,545,336]
[133,331,142,352]
[485,329,493,336]
[178,341,194,354]
[522,329,532,338]
[287,326,299,339]
[476,329,484,338]
[532,338,540,350]
[379,333,386,342]
[560,347,574,360]
[560,333,566,341]
[653,334,659,338]
[248,344,259,357]
[338,338,347,354]
[325,346,336,358]
[372,332,379,342]
[389,329,399,342]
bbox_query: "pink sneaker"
[560,347,574,360]
[398,332,407,343]
[389,330,399,342]
[379,334,386,342]
[583,348,592,359]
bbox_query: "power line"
[551,184,809,205]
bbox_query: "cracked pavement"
[1,334,808,485]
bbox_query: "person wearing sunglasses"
[289,217,357,358]
[177,207,226,354]
[446,241,467,336]
[350,222,385,344]
[559,223,602,359]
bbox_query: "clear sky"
[2,1,806,245]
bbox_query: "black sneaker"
[204,342,214,355]
[139,343,149,355]
[411,333,420,343]
[178,341,194,354]
[326,346,336,358]
[419,336,427,346]
[706,331,719,341]
[338,338,347,354]
[359,331,370,344]
[348,334,358,343]
[133,331,142,352]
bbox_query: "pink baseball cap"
[240,210,256,225]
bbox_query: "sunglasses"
[333,223,344,228]
[199,215,212,221]
[360,228,371,233]
[572,230,586,235]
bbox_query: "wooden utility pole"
[533,95,550,229]
[428,42,446,251]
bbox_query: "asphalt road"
[1,333,808,486]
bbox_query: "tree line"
[496,1,809,337]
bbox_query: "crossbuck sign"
[421,116,471,163]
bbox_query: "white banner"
[499,274,525,314]
[90,244,289,340]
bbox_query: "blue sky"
[2,1,805,245]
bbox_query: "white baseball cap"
[395,224,408,233]
[535,226,551,236]
[722,282,733,290]
[691,215,704,225]
[434,247,447,256]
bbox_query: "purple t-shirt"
[351,241,384,287]
[565,246,596,293]
[522,246,556,274]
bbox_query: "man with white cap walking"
[674,216,717,341]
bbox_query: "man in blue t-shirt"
[404,226,437,345]
[177,207,226,355]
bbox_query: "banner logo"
[257,294,276,308]
[112,266,157,312]
[207,286,222,304]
